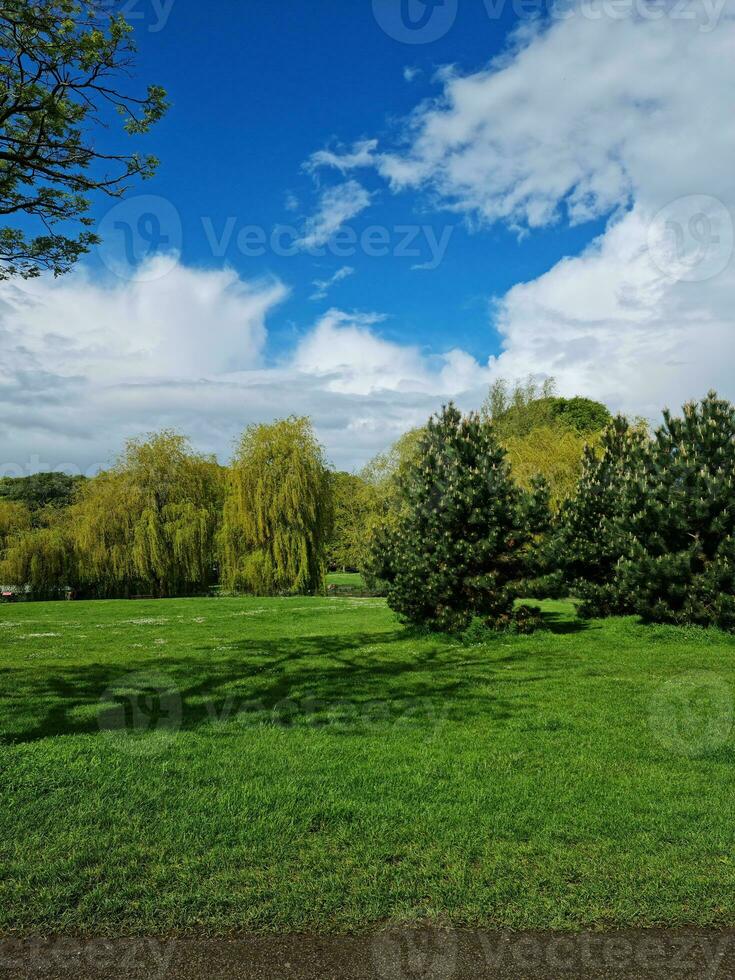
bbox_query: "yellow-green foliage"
[71,470,140,592]
[0,500,31,545]
[503,424,599,510]
[0,500,32,583]
[311,429,427,580]
[355,428,424,586]
[72,431,223,596]
[361,428,424,526]
[327,472,379,571]
[1,508,71,595]
[481,377,610,509]
[219,417,332,595]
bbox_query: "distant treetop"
[482,377,611,439]
[0,472,85,511]
[546,396,612,435]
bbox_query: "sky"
[2,0,734,475]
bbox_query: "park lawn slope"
[1,595,735,934]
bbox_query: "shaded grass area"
[1,595,735,934]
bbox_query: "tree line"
[374,389,735,634]
[0,382,607,601]
[0,420,328,599]
[4,383,734,634]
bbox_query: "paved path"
[2,928,735,979]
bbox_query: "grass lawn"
[1,594,735,935]
[326,572,365,587]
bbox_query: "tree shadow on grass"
[0,618,573,745]
[539,609,592,635]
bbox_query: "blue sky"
[2,0,734,474]
[88,0,606,361]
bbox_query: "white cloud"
[403,66,422,83]
[492,204,735,419]
[293,310,421,394]
[0,258,287,385]
[376,13,735,226]
[305,139,379,175]
[293,309,491,396]
[310,266,355,301]
[296,181,372,250]
[284,191,300,212]
[0,266,490,475]
[316,8,735,418]
[483,13,735,416]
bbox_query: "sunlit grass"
[326,571,366,587]
[1,595,735,934]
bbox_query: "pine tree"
[373,404,544,632]
[620,392,735,630]
[551,416,647,616]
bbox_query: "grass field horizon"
[2,593,735,935]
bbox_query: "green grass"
[1,594,735,934]
[326,571,365,587]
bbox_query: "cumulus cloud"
[376,12,735,227]
[0,258,287,385]
[490,208,728,413]
[312,7,735,417]
[0,265,490,475]
[483,13,735,416]
[292,308,491,396]
[293,310,421,394]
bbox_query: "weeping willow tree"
[72,431,224,597]
[326,472,376,572]
[70,469,144,596]
[0,500,31,584]
[0,500,30,546]
[220,417,332,595]
[1,506,74,597]
[356,428,424,589]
